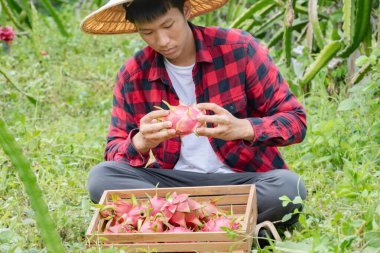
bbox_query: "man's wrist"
[132,132,150,154]
[240,119,254,141]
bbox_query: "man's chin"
[165,54,180,64]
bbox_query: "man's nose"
[156,31,170,48]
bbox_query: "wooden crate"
[86,185,257,253]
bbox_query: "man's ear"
[183,1,192,20]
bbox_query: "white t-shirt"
[164,58,235,174]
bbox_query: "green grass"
[1,3,379,253]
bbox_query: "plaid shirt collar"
[148,23,212,83]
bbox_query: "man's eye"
[164,23,173,29]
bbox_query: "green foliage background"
[0,1,379,252]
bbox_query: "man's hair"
[123,0,186,24]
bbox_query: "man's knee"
[88,161,114,203]
[257,169,306,198]
[256,169,307,224]
[87,161,155,203]
[87,162,106,203]
[277,169,307,201]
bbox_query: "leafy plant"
[0,119,65,253]
[0,0,69,36]
[218,0,379,94]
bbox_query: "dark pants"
[88,161,307,226]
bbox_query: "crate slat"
[217,205,247,213]
[86,190,109,236]
[104,185,252,198]
[104,194,250,206]
[99,241,248,252]
[88,231,247,243]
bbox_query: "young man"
[81,0,307,231]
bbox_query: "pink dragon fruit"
[168,211,187,228]
[148,194,166,216]
[122,204,147,227]
[184,212,203,229]
[99,205,116,220]
[111,194,147,227]
[160,192,201,227]
[201,216,240,232]
[98,196,133,224]
[137,208,165,233]
[196,201,220,222]
[154,100,205,136]
[161,192,187,219]
[139,218,165,233]
[161,192,205,230]
[113,197,133,218]
[0,26,15,44]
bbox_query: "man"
[81,0,307,239]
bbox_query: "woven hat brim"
[80,0,229,35]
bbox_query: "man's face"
[135,6,192,65]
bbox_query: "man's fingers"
[141,109,170,123]
[143,128,177,140]
[197,114,228,125]
[197,103,227,114]
[141,121,172,134]
[195,126,221,137]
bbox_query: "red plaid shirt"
[105,23,307,172]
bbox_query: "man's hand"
[132,110,177,154]
[195,103,254,141]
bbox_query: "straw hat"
[80,0,228,35]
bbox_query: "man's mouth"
[161,47,176,55]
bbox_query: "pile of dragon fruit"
[97,192,241,233]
